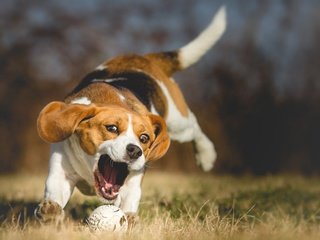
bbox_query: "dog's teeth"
[109,159,114,167]
[101,186,115,196]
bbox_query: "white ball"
[86,205,128,232]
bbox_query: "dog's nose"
[126,144,142,160]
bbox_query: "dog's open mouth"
[94,155,129,200]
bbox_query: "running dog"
[35,6,226,222]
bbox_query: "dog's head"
[37,101,170,201]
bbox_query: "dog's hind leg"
[157,80,216,171]
[167,110,217,172]
[191,114,217,171]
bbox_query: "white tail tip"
[179,6,227,69]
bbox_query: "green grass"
[1,172,320,239]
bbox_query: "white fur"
[179,6,226,69]
[156,80,217,171]
[71,97,91,105]
[117,92,126,102]
[194,132,217,171]
[67,135,98,184]
[150,103,159,115]
[91,77,127,83]
[44,142,79,208]
[115,170,144,213]
[95,64,107,70]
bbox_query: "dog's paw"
[125,212,139,229]
[195,138,217,172]
[34,199,64,223]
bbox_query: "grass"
[1,172,320,239]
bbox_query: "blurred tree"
[1,0,320,174]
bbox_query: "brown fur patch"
[145,51,181,75]
[104,71,168,117]
[39,100,170,159]
[66,83,150,116]
[76,106,170,158]
[145,114,170,161]
[76,107,130,154]
[104,54,189,117]
[66,83,124,106]
[37,101,99,143]
[67,52,189,117]
[160,78,189,117]
[75,108,169,158]
[68,69,110,96]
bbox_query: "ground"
[1,171,320,239]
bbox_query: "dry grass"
[1,172,320,239]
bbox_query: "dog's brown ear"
[37,101,98,143]
[146,114,170,161]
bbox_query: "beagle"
[35,6,226,222]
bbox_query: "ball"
[86,205,128,232]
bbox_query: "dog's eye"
[106,125,118,134]
[139,134,150,144]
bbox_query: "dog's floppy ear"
[146,114,170,161]
[37,101,98,143]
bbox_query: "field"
[1,172,320,239]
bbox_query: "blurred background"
[1,0,319,175]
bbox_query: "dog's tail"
[145,6,226,76]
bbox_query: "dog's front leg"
[116,171,144,226]
[35,142,78,222]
